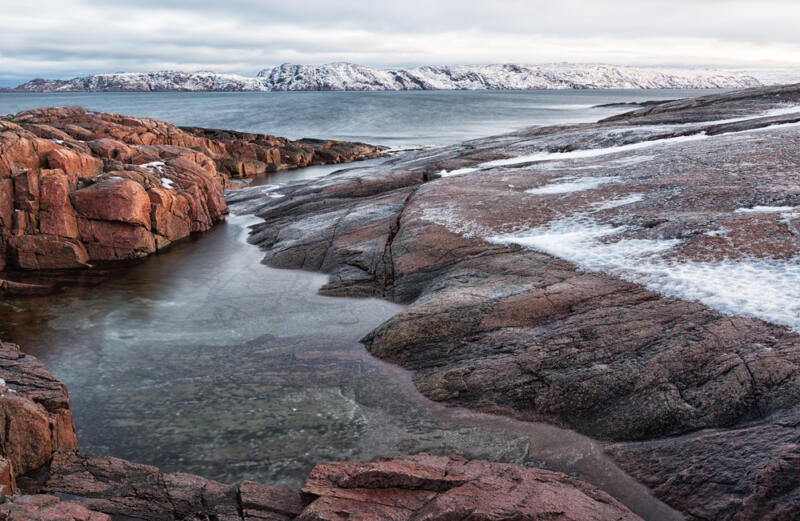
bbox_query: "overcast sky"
[2,0,800,85]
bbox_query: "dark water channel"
[0,160,684,521]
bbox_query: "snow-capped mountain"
[11,63,764,92]
[12,71,267,92]
[257,63,763,91]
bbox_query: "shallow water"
[0,93,689,520]
[0,165,682,521]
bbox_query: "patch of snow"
[142,161,166,173]
[256,62,762,91]
[526,176,618,195]
[464,117,800,175]
[420,204,491,239]
[438,167,479,178]
[489,216,800,331]
[735,206,799,213]
[49,139,65,145]
[592,193,644,210]
[482,134,710,169]
[161,178,175,189]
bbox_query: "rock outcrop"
[297,454,643,521]
[17,451,641,521]
[0,107,382,275]
[0,341,77,495]
[0,336,639,521]
[235,83,800,520]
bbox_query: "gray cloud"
[2,0,800,86]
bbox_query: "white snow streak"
[489,217,800,331]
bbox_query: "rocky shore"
[229,84,800,520]
[0,341,641,520]
[1,85,799,520]
[0,107,650,520]
[0,107,382,283]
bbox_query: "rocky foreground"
[0,107,381,287]
[0,341,641,521]
[0,108,656,520]
[226,84,800,520]
[2,87,800,520]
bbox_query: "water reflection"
[0,164,682,521]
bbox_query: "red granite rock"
[298,454,643,521]
[0,494,110,521]
[0,107,381,271]
[0,341,77,485]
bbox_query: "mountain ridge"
[8,62,765,92]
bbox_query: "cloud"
[2,0,800,84]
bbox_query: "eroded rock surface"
[237,83,800,520]
[298,454,643,521]
[18,452,640,521]
[0,341,77,493]
[0,337,637,521]
[0,107,383,275]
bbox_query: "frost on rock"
[481,134,709,169]
[735,206,799,214]
[420,203,492,239]
[526,176,619,195]
[592,193,645,210]
[489,216,800,331]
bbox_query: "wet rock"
[240,84,800,520]
[21,451,641,521]
[0,279,53,297]
[298,454,643,521]
[8,235,90,270]
[608,406,800,521]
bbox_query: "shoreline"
[0,84,799,520]
[233,83,800,520]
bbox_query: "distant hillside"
[10,63,764,92]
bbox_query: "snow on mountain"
[13,71,268,92]
[12,63,765,92]
[258,63,763,90]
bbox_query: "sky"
[2,0,800,86]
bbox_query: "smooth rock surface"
[238,83,800,520]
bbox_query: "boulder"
[298,454,643,521]
[0,342,77,485]
[8,235,90,270]
[70,177,151,229]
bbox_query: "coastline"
[0,84,799,520]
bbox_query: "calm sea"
[0,89,724,147]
